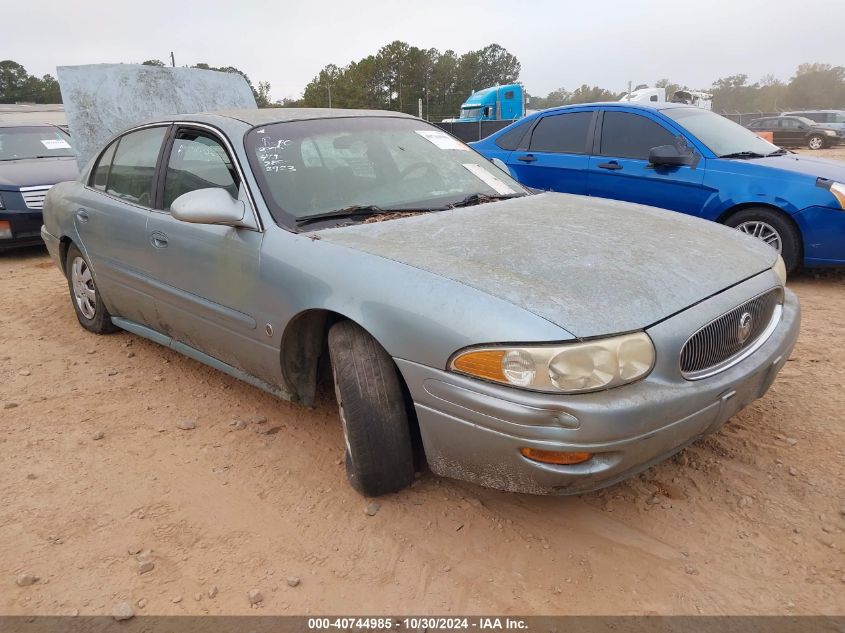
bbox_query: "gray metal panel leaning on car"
[40,107,800,496]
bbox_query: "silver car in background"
[42,109,800,496]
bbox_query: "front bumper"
[397,278,800,495]
[0,207,45,251]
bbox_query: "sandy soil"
[1,169,845,616]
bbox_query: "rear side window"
[163,130,239,209]
[495,121,531,150]
[91,140,118,190]
[599,112,675,159]
[528,111,593,154]
[106,127,167,207]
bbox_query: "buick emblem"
[738,312,753,343]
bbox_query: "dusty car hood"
[0,157,79,188]
[318,193,777,338]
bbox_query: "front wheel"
[65,243,118,334]
[807,134,825,150]
[725,207,802,274]
[328,320,415,496]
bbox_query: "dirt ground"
[2,151,845,616]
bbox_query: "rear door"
[75,125,170,326]
[507,109,594,194]
[587,109,708,215]
[143,125,275,382]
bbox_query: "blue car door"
[587,109,708,215]
[507,110,595,195]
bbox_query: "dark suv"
[746,115,840,150]
[0,123,79,251]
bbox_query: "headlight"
[449,332,655,394]
[829,181,845,209]
[824,130,836,136]
[773,255,787,285]
[0,193,5,210]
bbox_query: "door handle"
[517,154,537,163]
[597,161,623,171]
[76,208,89,222]
[150,231,168,249]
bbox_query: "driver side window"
[162,129,240,210]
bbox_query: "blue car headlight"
[0,193,5,210]
[829,182,845,209]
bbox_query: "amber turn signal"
[519,447,593,465]
[450,349,506,382]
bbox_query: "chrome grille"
[20,185,53,210]
[680,287,784,379]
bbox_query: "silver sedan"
[42,108,800,496]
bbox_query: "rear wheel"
[328,320,415,496]
[725,207,801,273]
[807,134,825,150]
[65,243,118,334]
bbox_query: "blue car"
[471,103,845,272]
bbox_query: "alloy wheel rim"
[71,256,97,319]
[809,137,823,149]
[735,220,782,253]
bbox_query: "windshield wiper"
[766,148,790,157]
[295,205,427,227]
[719,151,766,159]
[447,192,525,209]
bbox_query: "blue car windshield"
[0,126,74,161]
[664,108,779,157]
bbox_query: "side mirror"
[649,144,695,167]
[171,188,248,226]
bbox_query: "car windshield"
[795,117,816,126]
[245,116,527,228]
[663,108,778,157]
[0,126,74,161]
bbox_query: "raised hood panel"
[318,193,777,338]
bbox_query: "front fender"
[260,229,574,373]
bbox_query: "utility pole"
[327,81,332,108]
[170,52,176,68]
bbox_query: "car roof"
[155,108,417,127]
[784,109,842,113]
[538,101,697,115]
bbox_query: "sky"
[4,0,844,102]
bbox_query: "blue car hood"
[318,193,778,337]
[742,154,845,181]
[0,157,79,189]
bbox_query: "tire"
[725,207,802,274]
[65,243,119,334]
[327,320,415,496]
[807,134,825,150]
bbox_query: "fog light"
[520,447,593,465]
[0,221,11,239]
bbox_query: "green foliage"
[141,59,166,67]
[0,60,62,104]
[294,41,521,120]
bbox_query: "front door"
[143,126,277,383]
[587,110,709,216]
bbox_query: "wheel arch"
[279,309,410,404]
[717,202,805,267]
[279,308,423,458]
[58,235,74,274]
